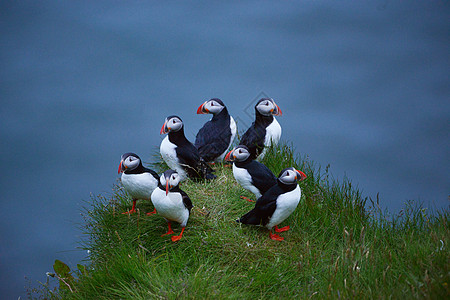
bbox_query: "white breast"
[160,136,187,179]
[233,164,262,198]
[151,188,190,227]
[266,185,301,230]
[259,117,282,160]
[121,172,158,200]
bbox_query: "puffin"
[239,98,282,160]
[118,152,159,215]
[160,115,216,180]
[194,98,237,162]
[151,169,193,242]
[224,145,277,202]
[237,167,307,241]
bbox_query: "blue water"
[1,1,449,298]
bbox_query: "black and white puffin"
[194,98,237,162]
[237,167,307,241]
[118,152,159,215]
[151,169,193,242]
[160,115,216,180]
[239,98,282,160]
[224,145,277,202]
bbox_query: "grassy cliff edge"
[38,142,448,299]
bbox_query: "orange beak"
[273,104,282,116]
[296,169,307,181]
[224,149,234,161]
[165,180,170,196]
[118,160,124,174]
[160,120,168,134]
[197,102,208,114]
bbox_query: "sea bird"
[237,167,307,241]
[151,169,193,242]
[239,98,282,160]
[118,152,159,215]
[225,145,277,202]
[195,98,237,162]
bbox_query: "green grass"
[37,142,449,299]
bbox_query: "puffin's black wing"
[238,207,263,225]
[176,142,216,180]
[175,142,202,176]
[240,123,266,159]
[247,161,278,195]
[193,122,210,149]
[180,190,193,211]
[195,118,231,162]
[238,185,281,226]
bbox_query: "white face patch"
[256,99,275,116]
[233,147,250,161]
[160,171,181,192]
[159,173,167,186]
[278,168,298,184]
[123,155,140,170]
[205,100,224,114]
[167,117,183,132]
[168,172,181,188]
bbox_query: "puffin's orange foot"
[240,196,255,202]
[171,235,182,242]
[123,201,137,214]
[161,223,174,236]
[146,208,157,216]
[269,232,284,241]
[161,230,174,237]
[274,225,290,233]
[171,227,185,242]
